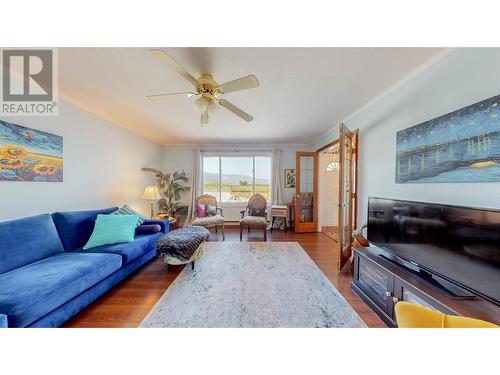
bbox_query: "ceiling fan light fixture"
[194,97,209,113]
[207,99,218,114]
[200,110,209,127]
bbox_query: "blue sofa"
[0,207,168,328]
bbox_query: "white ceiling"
[59,48,444,145]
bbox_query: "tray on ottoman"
[156,226,210,271]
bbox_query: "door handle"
[385,291,392,297]
[296,195,300,199]
[392,296,399,303]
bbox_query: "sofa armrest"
[142,219,170,234]
[0,313,8,328]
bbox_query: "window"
[326,162,339,171]
[202,153,272,202]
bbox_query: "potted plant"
[142,168,190,223]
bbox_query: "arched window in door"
[326,162,339,171]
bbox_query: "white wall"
[0,98,164,221]
[345,48,500,225]
[164,144,304,221]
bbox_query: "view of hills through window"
[203,155,272,202]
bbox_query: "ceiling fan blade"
[147,92,197,100]
[218,75,260,94]
[200,111,209,125]
[218,99,254,122]
[149,49,199,87]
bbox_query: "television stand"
[351,246,500,327]
[377,254,477,299]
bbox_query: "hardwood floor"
[321,226,338,242]
[63,227,386,328]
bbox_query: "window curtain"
[184,147,203,226]
[271,149,284,205]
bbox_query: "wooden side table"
[287,203,295,230]
[271,205,288,232]
[169,218,178,231]
[157,215,179,231]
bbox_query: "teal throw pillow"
[111,204,146,226]
[83,214,139,250]
[206,204,217,216]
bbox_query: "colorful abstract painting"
[396,94,500,183]
[0,121,63,181]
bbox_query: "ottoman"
[156,226,210,272]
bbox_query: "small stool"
[271,205,288,232]
[156,226,210,272]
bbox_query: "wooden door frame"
[316,138,339,153]
[295,151,318,233]
[315,130,359,238]
[337,123,358,270]
[352,129,359,231]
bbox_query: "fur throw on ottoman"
[156,226,210,261]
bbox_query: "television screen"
[367,197,500,305]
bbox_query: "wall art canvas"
[396,94,500,183]
[0,121,63,181]
[284,169,296,188]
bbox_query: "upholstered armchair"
[239,193,268,241]
[191,194,225,240]
[394,301,498,328]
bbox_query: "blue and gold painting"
[396,94,500,183]
[0,121,63,182]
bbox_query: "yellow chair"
[394,301,498,328]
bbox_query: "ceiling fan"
[147,49,260,125]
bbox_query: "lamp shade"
[142,186,161,200]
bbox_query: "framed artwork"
[0,121,63,182]
[284,169,296,188]
[396,94,500,183]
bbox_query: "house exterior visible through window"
[326,162,339,171]
[202,152,272,202]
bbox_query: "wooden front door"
[336,123,357,270]
[295,151,318,233]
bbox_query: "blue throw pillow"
[83,214,139,250]
[135,224,161,235]
[206,204,217,216]
[111,204,146,226]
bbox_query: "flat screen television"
[367,197,500,306]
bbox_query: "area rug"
[140,242,366,328]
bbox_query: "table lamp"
[142,186,161,219]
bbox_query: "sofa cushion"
[192,214,224,226]
[136,224,162,235]
[0,252,122,327]
[240,215,267,226]
[73,233,163,264]
[0,214,65,275]
[140,219,169,234]
[83,214,139,250]
[111,204,146,226]
[52,207,118,251]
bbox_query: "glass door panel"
[299,156,314,223]
[295,152,318,233]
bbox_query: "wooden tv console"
[351,246,500,327]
